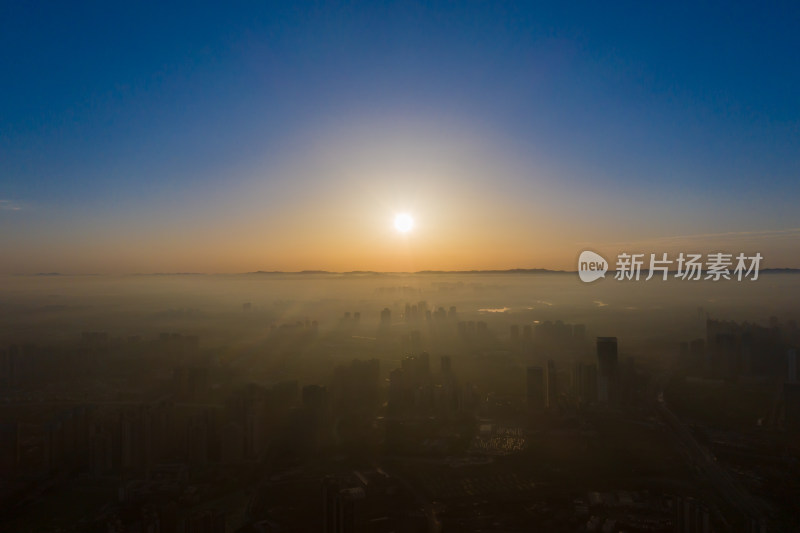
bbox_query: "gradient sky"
[2,2,799,273]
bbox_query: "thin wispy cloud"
[0,199,23,211]
[577,228,800,248]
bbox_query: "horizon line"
[9,267,800,277]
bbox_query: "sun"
[394,213,414,233]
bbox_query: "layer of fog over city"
[2,271,796,349]
[3,272,800,532]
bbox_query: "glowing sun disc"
[394,213,414,233]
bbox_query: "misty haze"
[2,272,800,531]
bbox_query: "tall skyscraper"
[597,337,619,404]
[545,359,557,409]
[788,348,798,384]
[322,477,366,533]
[522,324,532,341]
[322,476,339,533]
[784,383,800,432]
[674,496,711,533]
[572,361,598,405]
[441,355,452,375]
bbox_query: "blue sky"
[2,2,799,272]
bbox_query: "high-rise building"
[333,359,380,410]
[0,345,20,386]
[322,476,339,533]
[597,337,619,404]
[522,324,532,341]
[674,496,711,533]
[545,359,557,409]
[401,352,430,380]
[441,355,452,375]
[690,338,706,369]
[784,383,800,431]
[303,385,328,410]
[322,479,366,533]
[572,361,598,405]
[788,348,798,383]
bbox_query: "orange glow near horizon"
[2,116,799,275]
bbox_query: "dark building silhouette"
[788,348,798,383]
[440,355,452,375]
[706,318,784,378]
[522,324,532,341]
[545,359,557,409]
[597,337,619,404]
[333,359,380,411]
[572,361,598,406]
[784,383,800,432]
[322,470,419,533]
[303,385,328,410]
[674,496,712,533]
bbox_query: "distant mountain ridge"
[245,268,800,275]
[246,268,569,275]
